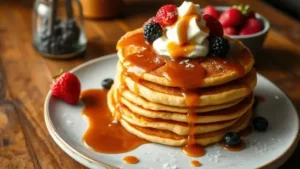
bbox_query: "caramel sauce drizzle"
[167,42,196,59]
[82,90,147,153]
[123,156,139,164]
[191,160,201,167]
[219,140,246,152]
[177,14,199,45]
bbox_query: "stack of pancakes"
[107,29,256,147]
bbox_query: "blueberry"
[102,78,114,89]
[63,31,79,44]
[55,19,62,25]
[224,132,241,147]
[38,40,50,53]
[253,116,268,132]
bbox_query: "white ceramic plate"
[44,54,300,169]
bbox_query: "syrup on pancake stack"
[107,1,256,156]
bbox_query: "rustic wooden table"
[0,0,299,168]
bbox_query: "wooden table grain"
[0,0,299,168]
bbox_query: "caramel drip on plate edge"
[81,90,147,154]
[191,160,201,167]
[82,32,251,165]
[123,156,139,164]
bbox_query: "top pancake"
[117,28,255,89]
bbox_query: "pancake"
[115,66,257,107]
[117,28,255,88]
[108,24,255,148]
[121,88,243,113]
[119,109,252,146]
[118,91,254,123]
[108,87,252,135]
[121,107,239,135]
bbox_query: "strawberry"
[239,18,262,35]
[233,4,255,19]
[223,26,237,35]
[51,72,81,104]
[219,8,243,27]
[156,4,178,26]
[203,5,220,19]
[203,14,223,37]
[247,11,255,19]
[143,17,162,27]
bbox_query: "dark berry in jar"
[144,22,163,43]
[253,116,268,132]
[102,78,114,89]
[209,36,230,58]
[224,132,241,147]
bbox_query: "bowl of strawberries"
[203,5,270,53]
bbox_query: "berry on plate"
[102,78,114,89]
[202,5,220,19]
[253,116,269,132]
[156,4,178,26]
[224,132,241,147]
[202,14,223,37]
[223,26,237,35]
[51,72,81,104]
[144,22,163,43]
[209,36,230,58]
[239,18,262,35]
[219,8,243,27]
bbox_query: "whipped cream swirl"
[153,1,210,58]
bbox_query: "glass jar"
[32,0,87,59]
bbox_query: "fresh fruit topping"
[209,36,230,58]
[233,4,255,19]
[224,132,241,147]
[156,4,178,26]
[144,22,163,43]
[102,78,114,89]
[223,26,237,35]
[51,72,81,104]
[203,5,220,19]
[253,116,269,132]
[203,14,223,37]
[239,18,262,35]
[143,17,161,27]
[219,8,243,27]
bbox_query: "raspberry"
[209,36,230,58]
[156,4,178,26]
[144,22,163,43]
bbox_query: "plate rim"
[44,53,300,169]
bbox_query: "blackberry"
[209,36,230,58]
[144,22,162,43]
[253,116,268,132]
[224,132,241,147]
